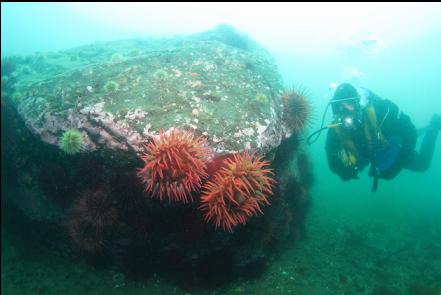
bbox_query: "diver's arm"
[326,129,359,181]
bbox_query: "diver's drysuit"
[326,89,439,190]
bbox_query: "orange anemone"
[137,128,210,203]
[199,151,275,232]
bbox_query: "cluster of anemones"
[137,128,276,232]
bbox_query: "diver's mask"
[335,115,358,130]
[306,94,363,145]
[331,96,362,131]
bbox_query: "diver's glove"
[338,149,357,167]
[337,149,360,180]
[430,114,441,130]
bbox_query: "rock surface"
[9,25,287,156]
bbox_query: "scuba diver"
[311,83,440,191]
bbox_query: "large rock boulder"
[10,25,287,156]
[2,25,313,288]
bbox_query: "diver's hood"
[328,83,370,108]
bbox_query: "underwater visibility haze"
[2,3,441,294]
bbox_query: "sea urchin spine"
[59,129,84,155]
[67,188,117,253]
[282,88,311,134]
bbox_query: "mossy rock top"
[6,26,287,155]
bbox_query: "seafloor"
[2,190,440,295]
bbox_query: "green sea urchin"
[59,129,84,155]
[104,80,119,92]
